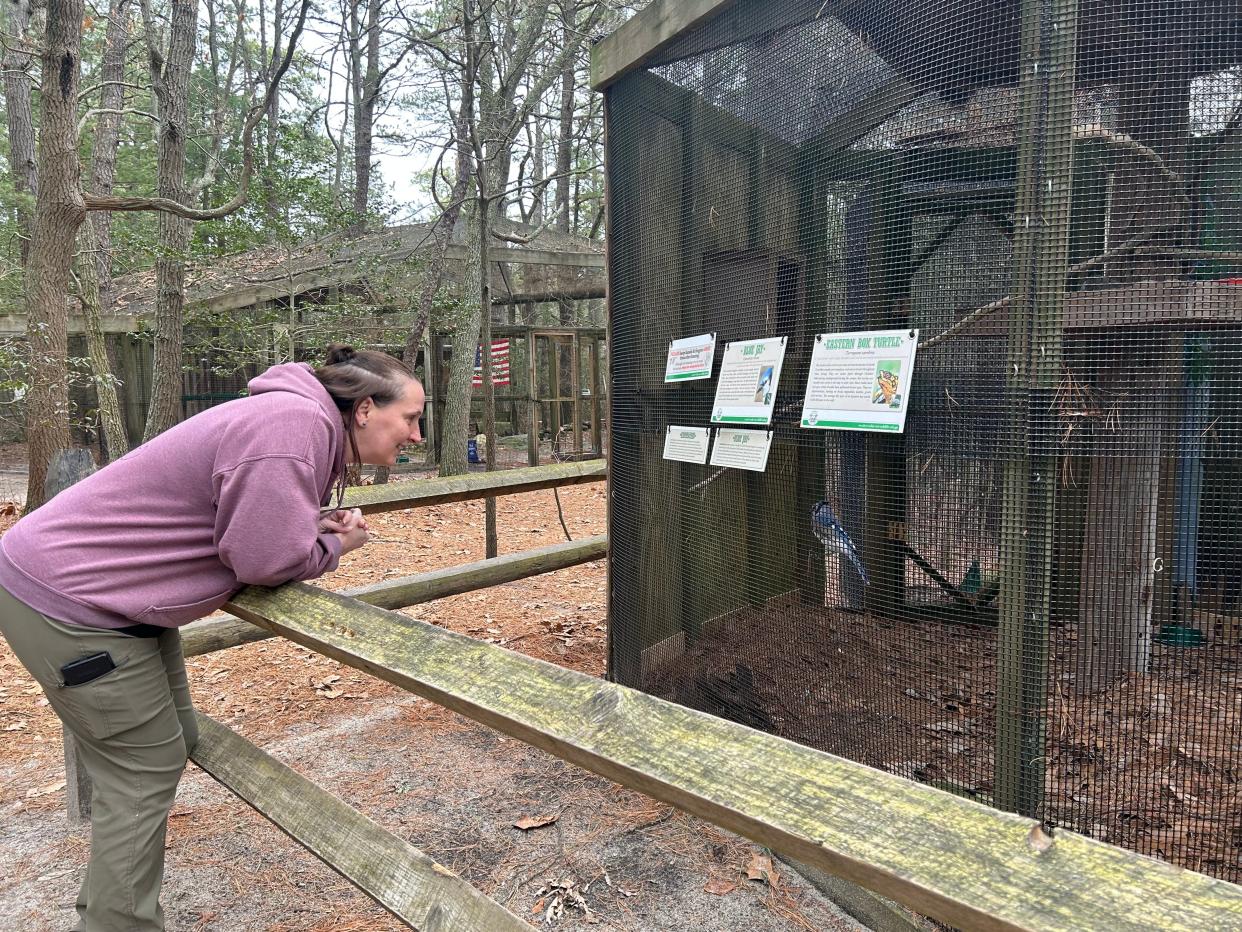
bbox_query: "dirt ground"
[0,475,868,932]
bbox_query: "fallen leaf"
[514,813,559,831]
[704,875,737,896]
[26,780,66,799]
[745,853,779,888]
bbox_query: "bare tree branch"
[77,106,157,135]
[82,0,312,218]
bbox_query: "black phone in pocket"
[60,651,116,687]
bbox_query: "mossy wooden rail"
[217,582,1242,932]
[180,535,608,657]
[339,460,606,514]
[190,713,530,930]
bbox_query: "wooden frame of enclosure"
[426,325,606,467]
[593,0,1242,837]
[56,458,1242,929]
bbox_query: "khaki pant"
[0,586,197,932]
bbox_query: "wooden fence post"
[44,448,97,824]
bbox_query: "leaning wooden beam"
[181,536,609,657]
[189,713,530,930]
[225,583,1242,932]
[341,461,606,514]
[591,0,877,92]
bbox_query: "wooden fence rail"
[190,713,531,930]
[181,536,608,658]
[220,581,1242,932]
[341,460,606,514]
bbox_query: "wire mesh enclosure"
[600,0,1242,882]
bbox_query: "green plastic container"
[1156,624,1206,648]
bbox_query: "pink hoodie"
[0,363,346,629]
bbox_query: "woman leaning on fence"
[0,344,424,932]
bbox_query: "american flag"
[472,339,511,387]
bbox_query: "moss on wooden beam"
[342,461,606,514]
[189,713,530,930]
[225,583,1242,931]
[183,536,608,657]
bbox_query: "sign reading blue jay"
[811,501,869,586]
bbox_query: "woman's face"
[353,379,425,465]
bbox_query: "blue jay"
[811,501,869,586]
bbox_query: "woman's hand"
[334,523,370,555]
[320,508,370,555]
[319,508,367,535]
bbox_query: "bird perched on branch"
[811,501,869,586]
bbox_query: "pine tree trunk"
[431,1,479,477]
[84,0,133,462]
[348,0,379,231]
[261,0,283,232]
[403,65,475,371]
[2,0,39,266]
[439,198,484,477]
[77,221,129,461]
[24,0,88,510]
[142,0,199,443]
[555,27,575,329]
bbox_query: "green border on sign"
[802,419,901,431]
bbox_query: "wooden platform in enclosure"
[952,281,1242,340]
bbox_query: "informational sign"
[665,333,717,382]
[710,336,787,425]
[708,428,773,472]
[800,329,919,433]
[662,425,711,464]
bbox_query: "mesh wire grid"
[604,0,1242,882]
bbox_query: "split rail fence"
[56,462,1242,929]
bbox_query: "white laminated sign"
[710,336,787,426]
[801,329,918,433]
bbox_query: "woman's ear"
[354,397,374,427]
